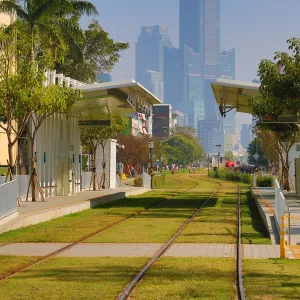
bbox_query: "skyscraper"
[220,49,235,80]
[220,48,236,135]
[135,25,172,102]
[143,70,164,102]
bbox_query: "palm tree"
[0,0,98,61]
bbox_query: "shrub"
[256,175,274,187]
[208,169,253,184]
[152,172,168,188]
[134,177,143,187]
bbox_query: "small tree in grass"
[81,116,128,190]
[26,84,80,201]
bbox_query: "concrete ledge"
[251,188,279,244]
[0,211,19,227]
[0,188,149,234]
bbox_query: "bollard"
[280,215,286,258]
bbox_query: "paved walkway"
[0,186,149,234]
[252,188,300,245]
[0,243,291,259]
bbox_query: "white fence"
[274,179,287,232]
[0,175,31,198]
[81,172,93,190]
[0,180,18,220]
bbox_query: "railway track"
[0,174,202,281]
[0,175,247,300]
[118,177,247,300]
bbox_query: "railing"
[274,179,289,234]
[0,180,18,220]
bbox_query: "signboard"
[261,116,298,124]
[253,153,260,160]
[79,120,111,127]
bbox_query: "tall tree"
[81,116,128,190]
[0,0,98,62]
[247,138,269,167]
[56,19,129,82]
[251,38,300,190]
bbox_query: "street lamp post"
[148,137,154,189]
[216,144,222,170]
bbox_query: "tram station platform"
[0,186,149,234]
[252,187,300,258]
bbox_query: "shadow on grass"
[242,192,270,244]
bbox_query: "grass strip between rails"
[241,192,271,244]
[176,191,237,243]
[0,191,178,243]
[0,257,148,300]
[244,259,300,300]
[156,174,220,190]
[86,191,213,243]
[130,257,236,300]
[0,256,38,276]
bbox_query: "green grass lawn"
[241,192,271,244]
[130,257,236,300]
[244,259,300,300]
[176,191,237,243]
[0,191,178,243]
[0,257,148,300]
[86,192,212,243]
[157,174,220,190]
[0,256,37,276]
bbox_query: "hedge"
[208,169,253,184]
[256,175,274,187]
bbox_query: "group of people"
[239,164,258,174]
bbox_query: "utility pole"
[215,144,222,170]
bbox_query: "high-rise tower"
[135,25,172,102]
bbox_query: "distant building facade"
[240,124,251,149]
[198,119,224,154]
[173,110,188,127]
[142,70,164,102]
[152,104,174,139]
[220,48,236,135]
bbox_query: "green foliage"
[224,151,234,161]
[152,172,168,189]
[247,139,269,166]
[134,177,143,187]
[162,135,205,165]
[56,19,129,82]
[81,116,128,152]
[208,169,253,184]
[256,175,274,187]
[250,38,300,190]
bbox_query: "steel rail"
[0,175,200,281]
[236,186,246,300]
[118,179,222,300]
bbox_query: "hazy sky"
[81,0,300,126]
[82,0,300,82]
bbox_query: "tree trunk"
[7,142,14,180]
[101,143,106,189]
[30,136,36,201]
[92,147,97,191]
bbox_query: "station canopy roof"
[211,79,262,115]
[72,79,161,118]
